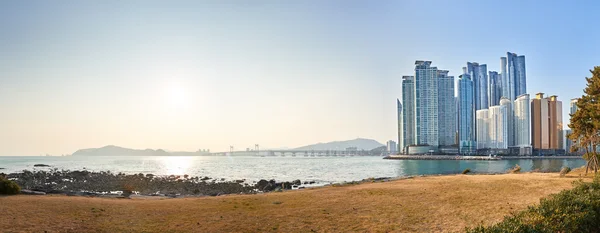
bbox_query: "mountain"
[294,138,384,151]
[71,145,208,156]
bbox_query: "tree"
[568,66,600,174]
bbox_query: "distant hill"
[72,145,208,156]
[294,138,384,151]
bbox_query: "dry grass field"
[0,170,593,233]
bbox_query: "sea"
[0,156,586,184]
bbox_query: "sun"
[164,83,188,108]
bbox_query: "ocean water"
[0,156,585,184]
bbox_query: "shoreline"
[1,170,592,232]
[384,155,583,161]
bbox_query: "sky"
[0,0,599,155]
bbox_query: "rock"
[33,164,50,167]
[0,168,4,170]
[201,176,210,181]
[235,180,244,183]
[292,179,301,186]
[309,181,316,184]
[255,179,270,190]
[282,182,292,189]
[21,189,46,195]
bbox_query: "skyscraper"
[548,95,563,150]
[532,93,549,149]
[467,62,489,110]
[513,94,531,155]
[437,70,456,146]
[414,61,439,146]
[531,93,563,154]
[386,140,398,154]
[476,109,489,149]
[401,76,415,150]
[489,102,508,150]
[458,72,475,154]
[488,71,501,106]
[570,98,578,115]
[501,52,527,101]
[397,99,403,153]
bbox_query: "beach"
[0,170,591,233]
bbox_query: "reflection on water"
[0,156,587,184]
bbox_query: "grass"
[0,171,592,233]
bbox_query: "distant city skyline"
[0,1,598,155]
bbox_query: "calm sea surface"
[0,156,585,184]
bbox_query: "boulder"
[282,182,292,189]
[292,179,302,186]
[21,189,46,195]
[33,164,50,167]
[255,179,270,190]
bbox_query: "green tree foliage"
[0,176,21,195]
[568,66,600,174]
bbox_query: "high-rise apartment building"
[458,72,475,154]
[476,109,489,149]
[468,62,488,110]
[488,71,502,106]
[414,61,439,146]
[401,76,415,151]
[570,98,578,115]
[437,70,456,146]
[397,99,403,153]
[489,103,508,150]
[531,93,563,153]
[532,93,549,149]
[564,129,572,153]
[548,95,563,150]
[513,94,532,155]
[387,140,398,154]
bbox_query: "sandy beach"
[0,170,592,233]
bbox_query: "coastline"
[384,155,583,161]
[1,170,592,232]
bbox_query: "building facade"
[437,70,456,146]
[476,109,490,149]
[489,104,508,150]
[387,140,398,154]
[401,76,415,150]
[548,95,563,150]
[488,71,501,106]
[502,52,527,101]
[513,94,532,155]
[458,73,476,154]
[397,99,403,153]
[531,93,563,155]
[468,62,489,110]
[414,61,439,146]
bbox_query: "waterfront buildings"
[531,93,564,155]
[437,70,456,146]
[401,76,415,151]
[458,72,475,154]
[564,129,573,153]
[570,98,578,116]
[513,94,532,155]
[489,103,508,150]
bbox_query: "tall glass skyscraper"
[397,99,403,153]
[401,76,415,150]
[488,71,501,106]
[458,72,475,154]
[476,109,490,149]
[437,70,456,146]
[501,52,527,101]
[514,94,531,155]
[467,62,488,110]
[570,98,578,115]
[414,61,439,146]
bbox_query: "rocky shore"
[0,169,315,197]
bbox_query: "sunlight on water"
[161,156,193,175]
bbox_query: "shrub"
[462,169,471,174]
[560,167,572,177]
[508,164,521,174]
[467,175,600,233]
[0,177,21,195]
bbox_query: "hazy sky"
[1,0,598,155]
